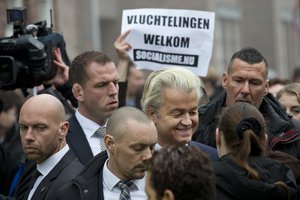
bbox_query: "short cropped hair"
[140,67,203,113]
[228,47,268,79]
[69,51,112,86]
[106,106,153,140]
[147,145,216,200]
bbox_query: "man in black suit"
[140,67,218,161]
[57,106,158,200]
[13,94,83,200]
[67,30,132,164]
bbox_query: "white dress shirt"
[27,145,69,200]
[75,109,106,155]
[154,143,162,151]
[154,142,188,151]
[102,159,147,200]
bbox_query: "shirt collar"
[102,159,145,191]
[154,143,162,151]
[37,144,69,177]
[155,142,189,151]
[75,109,106,138]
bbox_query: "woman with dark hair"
[214,102,297,200]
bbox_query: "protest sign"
[121,8,215,76]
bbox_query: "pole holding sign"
[121,8,215,76]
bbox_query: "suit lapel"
[67,115,94,164]
[13,161,36,200]
[31,150,75,200]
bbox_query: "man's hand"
[114,29,132,60]
[44,48,69,87]
[114,30,132,81]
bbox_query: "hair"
[217,102,266,180]
[228,47,268,79]
[276,83,300,104]
[69,51,112,86]
[0,90,25,113]
[147,145,216,200]
[106,106,153,140]
[268,78,290,87]
[140,67,203,113]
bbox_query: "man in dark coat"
[193,47,300,159]
[13,94,83,200]
[66,30,131,164]
[56,106,158,200]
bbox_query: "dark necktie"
[26,168,41,199]
[95,127,106,151]
[116,180,137,200]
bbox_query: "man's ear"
[216,128,221,148]
[263,133,268,146]
[264,81,269,95]
[72,83,84,101]
[162,189,175,200]
[105,134,115,153]
[147,106,158,124]
[221,72,228,90]
[59,121,69,139]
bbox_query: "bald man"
[57,106,158,200]
[13,94,83,200]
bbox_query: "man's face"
[76,61,119,125]
[19,104,64,164]
[222,59,269,108]
[127,68,145,96]
[109,119,157,180]
[150,87,199,147]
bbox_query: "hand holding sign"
[114,30,134,81]
[114,30,132,60]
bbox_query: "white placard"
[121,8,215,76]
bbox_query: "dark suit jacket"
[190,141,218,161]
[67,115,93,165]
[0,144,20,196]
[67,82,128,165]
[14,150,83,200]
[56,151,108,200]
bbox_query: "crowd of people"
[1,28,300,200]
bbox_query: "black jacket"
[56,151,108,200]
[67,82,127,165]
[0,144,20,196]
[193,92,300,159]
[214,154,297,200]
[14,150,83,200]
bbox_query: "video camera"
[0,7,70,90]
